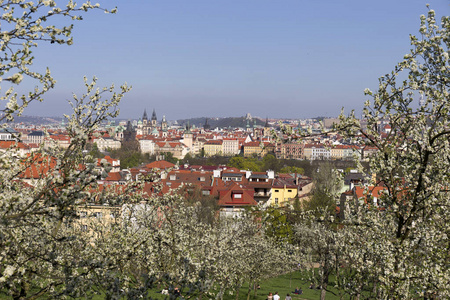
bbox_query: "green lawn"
[143,271,344,300]
[1,271,345,300]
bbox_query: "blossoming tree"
[336,7,450,298]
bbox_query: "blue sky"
[23,0,449,120]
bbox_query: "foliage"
[262,208,293,244]
[303,162,341,215]
[293,216,340,300]
[336,7,450,298]
[86,142,105,160]
[109,148,149,168]
[279,166,304,175]
[228,156,261,172]
[158,152,179,164]
[260,154,280,171]
[0,77,130,298]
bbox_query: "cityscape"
[0,1,449,300]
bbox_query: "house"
[303,143,331,160]
[0,128,19,141]
[94,136,121,151]
[222,138,240,156]
[155,141,188,159]
[26,130,46,145]
[243,141,262,157]
[217,182,257,217]
[0,141,32,156]
[339,185,387,220]
[203,140,223,157]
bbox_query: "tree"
[0,77,130,298]
[303,162,341,215]
[0,2,300,299]
[337,7,450,298]
[261,154,280,171]
[0,1,132,298]
[228,156,261,171]
[279,166,305,175]
[294,218,340,300]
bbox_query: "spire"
[185,121,191,133]
[203,118,211,130]
[264,117,269,128]
[143,109,148,120]
[151,109,157,121]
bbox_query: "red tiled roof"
[0,141,30,150]
[217,183,257,207]
[145,160,175,169]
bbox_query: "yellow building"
[270,176,313,207]
[270,184,298,207]
[203,140,223,156]
[243,141,262,157]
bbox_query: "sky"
[18,0,450,120]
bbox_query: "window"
[93,212,102,218]
[275,198,279,204]
[275,189,279,192]
[198,177,205,182]
[288,189,292,192]
[234,193,242,199]
[202,190,210,196]
[169,175,176,180]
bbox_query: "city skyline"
[19,0,450,120]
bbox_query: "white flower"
[7,73,23,84]
[4,265,15,277]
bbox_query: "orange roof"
[145,160,175,169]
[0,141,30,150]
[217,182,257,207]
[104,172,122,181]
[353,186,387,203]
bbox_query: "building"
[203,140,223,157]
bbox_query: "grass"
[1,271,345,300]
[142,271,344,300]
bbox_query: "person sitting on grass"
[285,293,292,300]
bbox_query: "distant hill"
[176,117,266,129]
[0,114,63,125]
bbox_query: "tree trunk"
[320,260,330,300]
[247,281,252,300]
[217,286,224,300]
[235,285,241,300]
[320,287,327,300]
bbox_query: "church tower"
[183,121,193,150]
[161,115,168,132]
[142,109,148,126]
[151,109,157,128]
[263,117,271,137]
